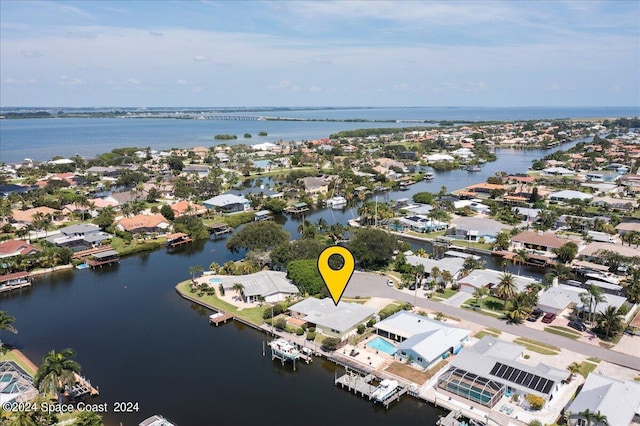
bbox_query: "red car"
[541,313,556,323]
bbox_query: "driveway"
[441,291,472,307]
[345,272,640,370]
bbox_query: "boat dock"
[268,338,312,369]
[0,271,32,293]
[87,250,120,268]
[209,311,234,326]
[285,202,309,214]
[166,232,193,248]
[335,370,407,409]
[67,372,99,398]
[207,223,233,236]
[71,244,114,259]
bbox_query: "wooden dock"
[72,244,114,259]
[207,223,233,236]
[209,311,234,326]
[166,232,193,248]
[87,249,120,268]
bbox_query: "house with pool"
[437,336,568,409]
[372,311,471,369]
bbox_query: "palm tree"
[513,249,528,276]
[232,283,244,300]
[34,348,82,395]
[189,265,203,280]
[583,284,607,324]
[430,267,441,289]
[257,295,266,307]
[578,408,609,426]
[473,287,489,310]
[567,361,581,383]
[495,272,517,307]
[597,305,623,339]
[0,311,18,352]
[507,293,532,324]
[6,410,37,426]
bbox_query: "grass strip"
[513,337,560,355]
[544,326,581,340]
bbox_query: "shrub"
[357,324,366,334]
[274,318,287,330]
[296,328,304,336]
[306,331,316,341]
[308,327,316,333]
[366,318,376,327]
[301,323,307,331]
[525,394,544,410]
[322,337,341,351]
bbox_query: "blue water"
[367,336,397,355]
[1,106,637,163]
[209,277,222,285]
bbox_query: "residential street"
[346,272,640,370]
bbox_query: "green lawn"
[545,326,582,340]
[110,236,166,256]
[449,239,493,251]
[586,357,601,364]
[576,361,597,378]
[513,337,560,355]
[465,296,506,313]
[474,327,501,339]
[0,349,37,376]
[461,305,505,319]
[432,288,458,300]
[176,281,266,325]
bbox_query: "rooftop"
[288,298,375,333]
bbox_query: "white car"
[387,279,394,287]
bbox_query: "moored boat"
[371,379,398,402]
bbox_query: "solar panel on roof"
[490,362,555,395]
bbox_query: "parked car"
[527,309,544,322]
[568,320,587,332]
[541,313,556,323]
[387,279,394,287]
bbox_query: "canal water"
[0,140,582,425]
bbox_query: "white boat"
[209,312,224,322]
[423,172,435,180]
[139,415,176,426]
[268,338,300,361]
[372,379,398,402]
[585,272,620,285]
[329,196,347,208]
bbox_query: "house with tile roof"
[116,214,171,236]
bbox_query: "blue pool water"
[209,278,222,285]
[366,337,397,355]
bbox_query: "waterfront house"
[510,231,568,255]
[47,223,112,252]
[566,373,640,426]
[373,311,470,369]
[437,336,568,408]
[0,239,42,258]
[216,271,299,304]
[449,217,509,242]
[457,268,537,294]
[396,215,447,233]
[298,176,330,194]
[230,187,284,200]
[203,193,251,213]
[0,361,39,404]
[117,214,171,237]
[288,298,375,341]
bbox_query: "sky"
[1,0,639,107]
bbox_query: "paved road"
[346,272,640,370]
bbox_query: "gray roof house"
[46,223,112,251]
[437,336,568,408]
[288,298,375,340]
[203,193,250,213]
[566,372,640,426]
[216,271,298,304]
[374,311,470,369]
[450,217,511,242]
[537,284,630,317]
[406,255,466,281]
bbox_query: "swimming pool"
[366,337,397,355]
[209,278,222,285]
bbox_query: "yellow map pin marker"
[317,246,355,306]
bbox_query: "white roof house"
[457,269,537,294]
[374,311,470,369]
[251,142,278,151]
[543,166,574,176]
[216,271,299,304]
[548,190,593,202]
[426,153,455,162]
[537,284,629,316]
[288,298,375,340]
[567,373,640,426]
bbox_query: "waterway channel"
[0,139,583,425]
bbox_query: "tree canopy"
[286,259,328,296]
[347,228,398,268]
[226,221,290,253]
[270,239,329,268]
